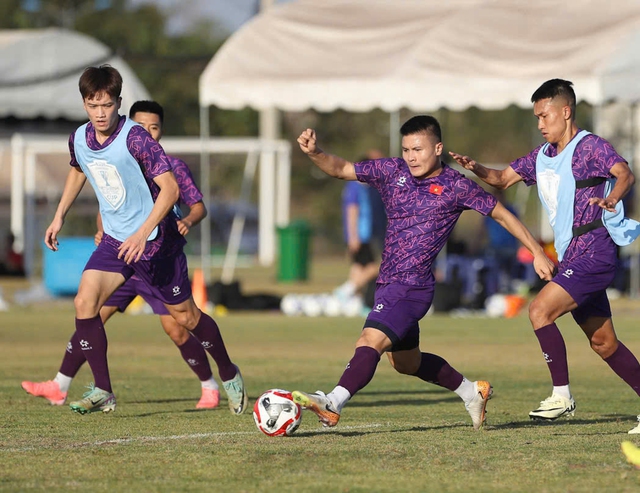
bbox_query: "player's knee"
[74,293,98,317]
[528,298,549,326]
[590,334,617,358]
[171,310,199,330]
[165,324,190,345]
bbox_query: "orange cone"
[504,294,526,318]
[192,268,208,310]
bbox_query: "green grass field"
[2,289,640,492]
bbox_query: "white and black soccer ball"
[253,389,302,437]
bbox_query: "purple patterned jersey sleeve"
[68,133,79,167]
[126,126,172,180]
[169,156,203,207]
[454,176,498,216]
[510,144,543,186]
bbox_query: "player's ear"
[435,142,443,156]
[563,105,572,121]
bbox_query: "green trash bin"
[276,220,311,282]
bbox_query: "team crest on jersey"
[86,159,126,210]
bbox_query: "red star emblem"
[429,184,443,195]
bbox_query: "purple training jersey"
[355,159,497,287]
[69,116,185,259]
[510,132,626,264]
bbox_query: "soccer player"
[333,179,379,304]
[292,116,555,430]
[36,65,247,415]
[449,78,640,432]
[22,100,223,410]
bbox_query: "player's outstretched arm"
[449,152,522,190]
[44,166,87,251]
[489,202,555,281]
[297,128,357,181]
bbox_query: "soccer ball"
[253,389,302,437]
[280,294,302,316]
[301,294,323,317]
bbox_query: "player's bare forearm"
[589,162,635,212]
[140,174,180,239]
[297,128,357,180]
[181,201,207,230]
[448,152,520,189]
[308,150,357,180]
[607,162,634,204]
[54,167,87,221]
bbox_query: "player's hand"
[94,229,104,246]
[44,217,64,251]
[297,128,320,155]
[532,253,556,281]
[118,231,147,264]
[448,152,478,172]
[589,196,618,213]
[176,219,191,236]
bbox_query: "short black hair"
[129,100,164,124]
[400,115,442,142]
[79,64,122,100]
[531,79,576,115]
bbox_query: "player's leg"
[131,276,219,408]
[158,314,219,409]
[388,346,492,431]
[21,295,121,405]
[573,298,640,433]
[292,327,387,428]
[165,298,245,413]
[67,241,133,414]
[527,281,577,420]
[136,251,244,414]
[67,268,125,414]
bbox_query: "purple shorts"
[364,283,434,352]
[104,276,170,315]
[84,240,192,307]
[553,253,615,325]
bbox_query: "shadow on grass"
[294,423,471,438]
[346,395,459,408]
[126,397,198,405]
[490,414,638,432]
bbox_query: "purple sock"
[190,312,236,381]
[177,334,214,382]
[336,346,380,396]
[75,316,112,393]
[605,341,640,396]
[58,331,87,378]
[534,323,569,386]
[412,352,464,391]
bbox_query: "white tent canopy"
[0,28,150,120]
[200,0,640,112]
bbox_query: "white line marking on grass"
[1,423,386,453]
